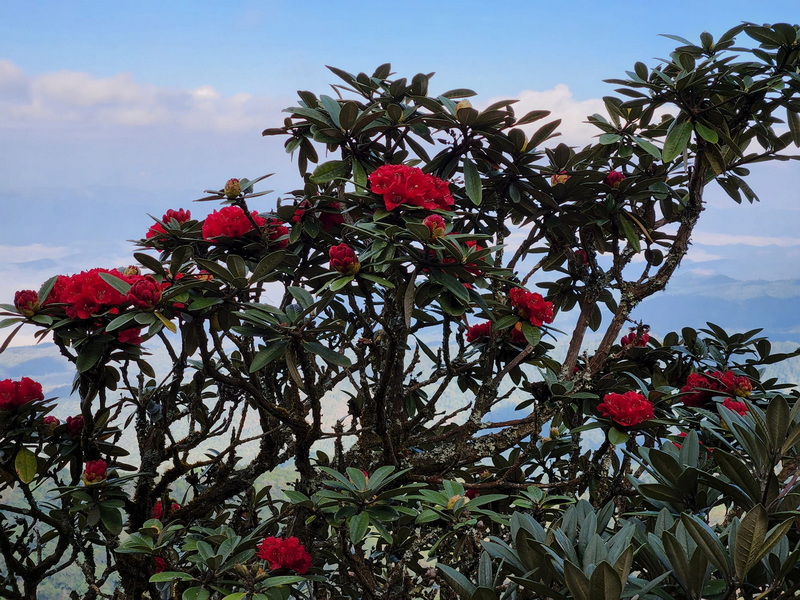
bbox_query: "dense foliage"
[2,22,800,600]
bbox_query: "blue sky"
[1,1,799,346]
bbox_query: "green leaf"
[618,214,641,253]
[563,561,591,600]
[607,427,629,446]
[329,276,354,292]
[695,122,719,144]
[249,341,288,372]
[632,136,662,160]
[787,108,800,147]
[309,160,349,184]
[182,587,211,600]
[149,571,195,583]
[662,120,693,163]
[251,251,286,282]
[350,512,370,545]
[520,322,541,347]
[680,514,731,576]
[303,341,352,367]
[15,448,37,484]
[589,561,623,600]
[100,506,123,535]
[358,273,395,288]
[463,158,482,206]
[438,564,477,599]
[734,504,768,580]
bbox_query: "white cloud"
[483,84,606,147]
[0,59,286,134]
[684,248,724,262]
[693,232,800,247]
[0,244,70,263]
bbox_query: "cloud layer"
[0,58,286,133]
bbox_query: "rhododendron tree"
[2,23,800,600]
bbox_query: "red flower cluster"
[423,214,447,240]
[509,288,554,327]
[146,208,192,239]
[14,290,40,317]
[597,391,654,427]
[680,371,753,408]
[202,206,267,240]
[722,398,749,416]
[257,536,312,574]
[48,268,140,320]
[154,557,166,574]
[465,321,526,345]
[128,276,162,310]
[0,377,44,411]
[368,164,454,211]
[329,243,360,275]
[152,500,181,520]
[603,170,626,188]
[574,249,588,266]
[83,459,108,484]
[621,331,650,347]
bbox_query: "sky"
[1,0,799,347]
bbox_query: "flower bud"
[329,243,360,276]
[422,214,446,240]
[447,494,468,509]
[82,459,108,484]
[128,276,162,310]
[603,170,626,189]
[41,415,60,436]
[123,265,141,277]
[224,178,241,199]
[14,290,39,317]
[66,415,84,437]
[551,171,570,186]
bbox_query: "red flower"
[422,214,447,240]
[329,243,360,276]
[722,398,748,416]
[466,321,527,345]
[152,500,180,520]
[369,164,454,211]
[597,391,654,427]
[466,321,493,343]
[146,208,192,239]
[603,170,626,189]
[154,557,166,574]
[551,171,570,186]
[574,250,588,266]
[257,536,312,574]
[509,288,554,327]
[66,415,84,437]
[224,178,242,199]
[117,327,143,345]
[202,206,266,240]
[0,377,44,411]
[83,459,108,484]
[14,290,39,317]
[465,488,480,500]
